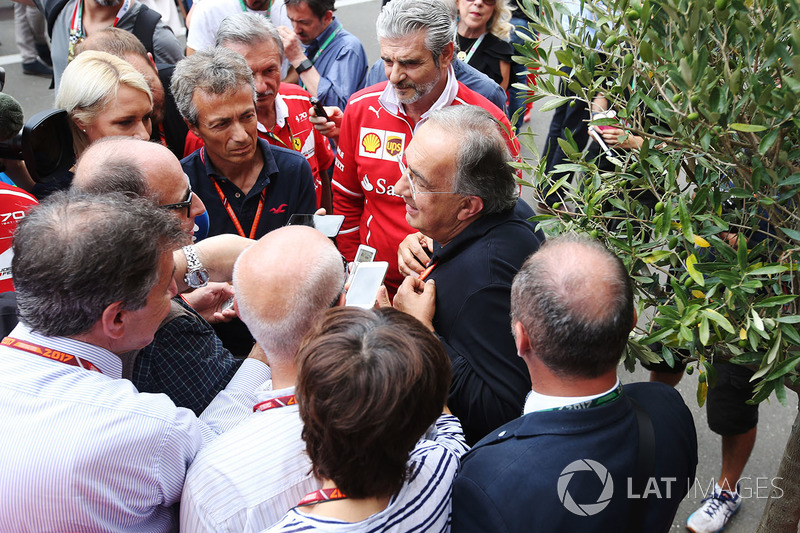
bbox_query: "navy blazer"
[452,382,698,532]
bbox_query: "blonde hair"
[56,50,152,156]
[457,0,513,40]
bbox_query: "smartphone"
[588,127,615,159]
[345,261,388,308]
[346,244,377,285]
[286,214,345,238]
[310,97,328,120]
[592,109,618,132]
[222,296,235,312]
[354,244,377,264]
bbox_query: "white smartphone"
[345,261,388,308]
[354,244,377,264]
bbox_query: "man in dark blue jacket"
[393,105,543,444]
[451,234,698,532]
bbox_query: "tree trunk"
[756,400,800,532]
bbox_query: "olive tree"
[512,0,800,529]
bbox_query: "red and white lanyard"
[253,393,296,412]
[202,148,266,239]
[2,336,101,373]
[297,487,348,507]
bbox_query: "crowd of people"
[0,0,763,531]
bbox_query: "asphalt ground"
[1,0,797,530]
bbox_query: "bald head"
[233,226,345,362]
[73,138,202,239]
[511,234,634,378]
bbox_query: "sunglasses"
[161,174,194,218]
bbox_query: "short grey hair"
[426,105,517,215]
[215,12,285,60]
[233,238,344,361]
[13,192,184,337]
[170,47,256,126]
[376,0,456,64]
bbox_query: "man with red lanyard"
[173,47,316,241]
[0,193,271,532]
[184,13,335,211]
[28,0,184,90]
[181,225,347,532]
[329,0,521,296]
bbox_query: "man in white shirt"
[180,224,346,532]
[0,192,270,532]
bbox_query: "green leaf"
[696,379,708,407]
[700,308,735,333]
[686,254,705,287]
[730,123,767,132]
[737,234,748,271]
[678,196,694,241]
[776,316,800,324]
[699,317,710,345]
[539,96,573,113]
[751,308,765,332]
[766,354,800,381]
[779,227,800,242]
[754,295,797,308]
[758,128,780,155]
[747,265,790,276]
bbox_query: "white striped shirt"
[181,382,319,532]
[0,323,270,533]
[264,414,469,533]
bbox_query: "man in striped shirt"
[181,224,347,532]
[0,192,271,531]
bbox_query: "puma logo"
[269,204,288,214]
[368,105,381,119]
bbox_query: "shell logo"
[361,132,381,154]
[385,137,402,157]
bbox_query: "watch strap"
[295,58,313,75]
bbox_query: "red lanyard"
[203,148,266,239]
[418,260,438,281]
[297,487,348,507]
[68,0,131,61]
[2,337,101,373]
[253,393,296,412]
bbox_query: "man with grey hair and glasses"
[330,0,520,296]
[181,225,346,532]
[392,105,542,445]
[0,192,271,531]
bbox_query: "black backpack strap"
[131,4,162,56]
[44,0,72,37]
[626,397,656,533]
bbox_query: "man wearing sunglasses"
[72,137,256,415]
[391,106,542,445]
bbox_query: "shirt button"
[498,431,507,437]
[235,192,241,198]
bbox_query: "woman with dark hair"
[266,307,468,532]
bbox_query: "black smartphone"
[286,214,345,237]
[310,97,328,120]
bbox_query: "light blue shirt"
[304,17,368,109]
[0,322,270,532]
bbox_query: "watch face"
[186,269,210,288]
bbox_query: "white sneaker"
[686,484,741,533]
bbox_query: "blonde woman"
[33,50,154,199]
[455,0,514,90]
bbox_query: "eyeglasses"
[330,254,348,308]
[397,155,457,201]
[161,174,194,218]
[464,0,496,5]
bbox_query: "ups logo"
[385,137,403,157]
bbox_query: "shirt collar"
[7,322,123,378]
[256,92,289,134]
[378,64,458,128]
[523,378,621,414]
[255,381,296,401]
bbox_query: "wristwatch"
[295,58,314,75]
[182,244,209,288]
